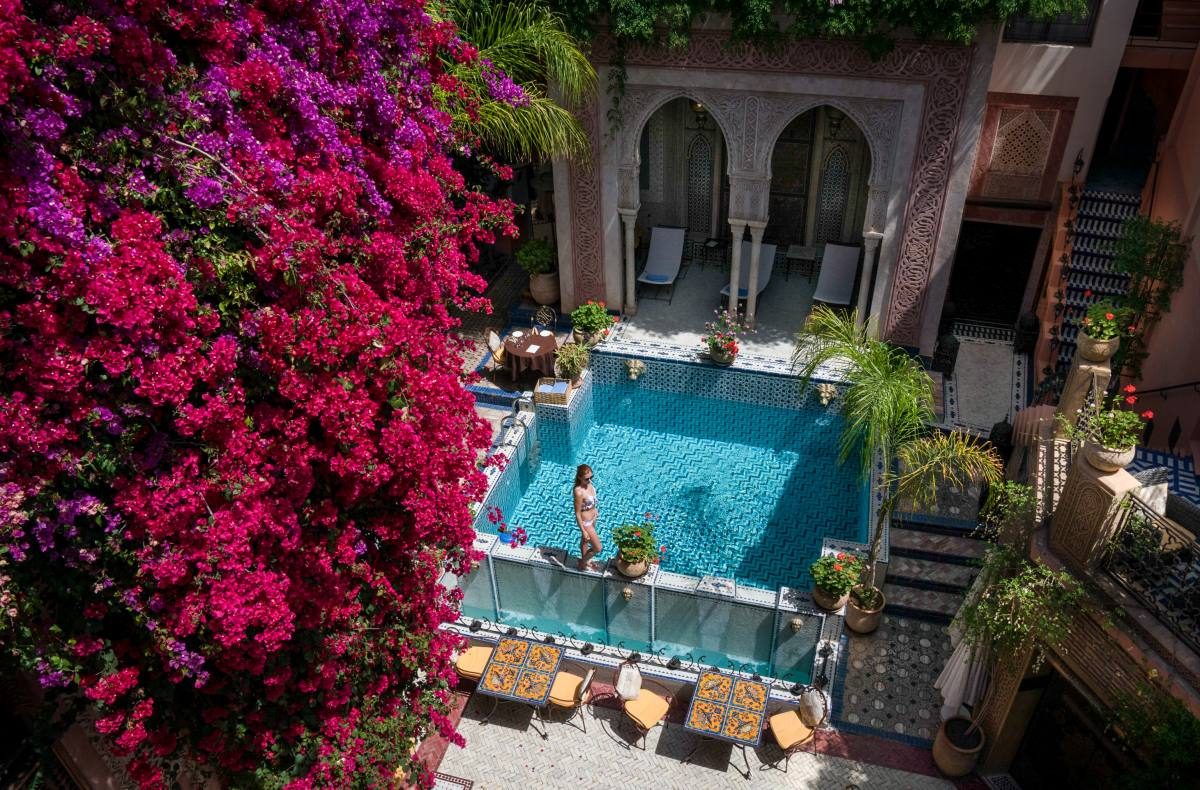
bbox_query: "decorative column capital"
[863,230,884,249]
[728,217,749,231]
[747,220,767,240]
[617,208,639,221]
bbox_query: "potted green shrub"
[570,300,615,346]
[934,545,1087,777]
[794,307,1002,633]
[517,238,559,305]
[809,551,863,611]
[612,518,660,578]
[1077,299,1128,362]
[554,342,589,388]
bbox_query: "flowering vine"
[0,1,517,787]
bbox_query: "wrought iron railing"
[1102,494,1200,654]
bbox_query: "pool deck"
[421,663,986,790]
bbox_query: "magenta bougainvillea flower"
[0,0,517,787]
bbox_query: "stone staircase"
[883,516,988,623]
[1052,188,1141,378]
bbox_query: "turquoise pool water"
[489,381,868,592]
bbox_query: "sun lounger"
[720,241,777,301]
[637,226,687,303]
[812,244,860,306]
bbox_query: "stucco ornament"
[816,382,838,406]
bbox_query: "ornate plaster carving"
[583,33,974,343]
[1050,463,1120,570]
[567,93,606,302]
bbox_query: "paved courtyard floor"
[434,689,959,790]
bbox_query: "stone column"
[857,231,884,332]
[727,219,747,318]
[744,221,767,326]
[619,208,639,316]
[1049,450,1140,572]
[1056,346,1115,436]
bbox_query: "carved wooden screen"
[815,145,851,244]
[686,133,714,236]
[766,112,814,247]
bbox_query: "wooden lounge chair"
[811,244,861,307]
[637,226,688,303]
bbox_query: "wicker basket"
[533,377,570,406]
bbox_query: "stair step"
[883,583,962,621]
[888,556,977,591]
[890,526,987,561]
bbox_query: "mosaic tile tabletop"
[476,637,563,706]
[683,671,767,747]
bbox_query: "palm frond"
[891,431,1003,512]
[473,93,590,163]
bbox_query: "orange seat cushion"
[548,671,586,708]
[454,645,494,681]
[623,691,670,731]
[769,709,814,751]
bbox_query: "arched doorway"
[634,97,729,251]
[766,106,872,249]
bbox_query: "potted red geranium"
[809,551,863,611]
[702,311,748,366]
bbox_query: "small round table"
[504,330,558,378]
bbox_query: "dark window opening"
[1003,0,1100,45]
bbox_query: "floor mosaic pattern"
[833,614,955,745]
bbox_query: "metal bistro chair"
[485,329,509,377]
[544,664,596,733]
[531,305,557,333]
[764,685,828,773]
[618,661,674,750]
[453,642,495,684]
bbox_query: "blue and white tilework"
[1128,449,1200,507]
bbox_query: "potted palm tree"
[793,307,1002,634]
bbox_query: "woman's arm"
[573,488,585,528]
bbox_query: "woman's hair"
[574,464,593,489]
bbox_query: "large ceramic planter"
[811,585,849,612]
[1076,333,1119,363]
[529,271,560,305]
[709,347,736,366]
[572,328,603,348]
[845,587,886,634]
[569,372,584,389]
[932,716,985,778]
[1082,440,1136,473]
[615,557,649,579]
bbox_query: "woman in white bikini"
[573,463,603,571]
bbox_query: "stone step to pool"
[887,555,977,593]
[882,581,962,623]
[889,523,987,563]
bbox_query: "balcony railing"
[1102,493,1200,654]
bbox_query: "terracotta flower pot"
[709,346,735,366]
[1076,333,1119,363]
[845,587,886,634]
[932,716,985,778]
[811,584,849,612]
[616,557,649,579]
[529,271,560,305]
[569,373,583,389]
[572,328,602,348]
[1082,440,1136,473]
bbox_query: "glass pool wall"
[452,352,882,685]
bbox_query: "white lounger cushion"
[637,227,687,286]
[812,244,860,306]
[720,241,777,299]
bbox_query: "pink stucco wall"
[1134,46,1200,457]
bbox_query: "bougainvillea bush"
[0,0,516,786]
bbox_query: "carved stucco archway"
[559,31,994,350]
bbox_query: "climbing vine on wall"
[1110,216,1192,381]
[553,0,1086,56]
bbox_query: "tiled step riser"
[883,583,961,620]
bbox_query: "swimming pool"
[483,379,869,591]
